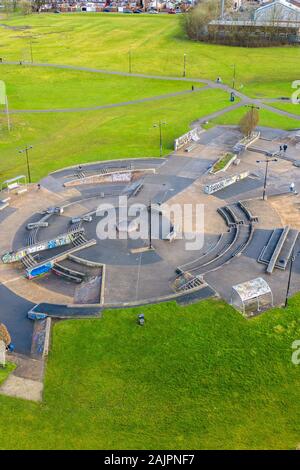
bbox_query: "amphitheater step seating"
[22,254,37,269]
[238,201,259,223]
[177,223,253,280]
[217,205,243,227]
[27,227,39,246]
[195,225,252,275]
[52,262,85,283]
[176,202,256,279]
[179,231,235,274]
[259,226,299,273]
[71,232,88,247]
[176,275,203,292]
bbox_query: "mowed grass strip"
[0,88,231,182]
[0,298,300,449]
[1,13,300,98]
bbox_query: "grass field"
[1,13,300,98]
[0,87,230,181]
[0,298,300,449]
[210,107,300,131]
[0,64,201,110]
[0,13,300,182]
[1,13,300,450]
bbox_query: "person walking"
[283,144,288,153]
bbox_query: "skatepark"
[1,124,300,356]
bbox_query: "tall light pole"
[221,0,225,19]
[29,37,33,63]
[19,145,33,183]
[284,250,300,307]
[128,49,132,74]
[256,155,277,201]
[148,200,152,250]
[183,53,187,78]
[153,121,167,157]
[232,63,236,89]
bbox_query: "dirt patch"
[268,194,300,230]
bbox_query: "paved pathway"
[1,61,300,121]
[0,352,44,401]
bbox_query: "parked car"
[148,9,158,14]
[103,7,111,12]
[123,8,133,13]
[133,8,143,13]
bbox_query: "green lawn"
[0,362,15,386]
[1,13,300,450]
[0,88,231,182]
[0,298,300,449]
[0,13,300,184]
[1,13,300,98]
[0,64,201,110]
[210,107,300,131]
[265,101,300,116]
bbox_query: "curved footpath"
[1,61,300,122]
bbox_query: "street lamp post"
[19,145,33,183]
[128,49,132,74]
[256,155,277,201]
[148,200,152,250]
[29,37,33,63]
[183,53,187,78]
[232,64,236,90]
[285,250,299,308]
[221,0,225,19]
[153,121,166,157]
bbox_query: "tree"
[183,0,231,40]
[31,0,46,12]
[239,107,259,137]
[19,0,32,15]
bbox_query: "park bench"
[17,187,28,195]
[7,182,20,191]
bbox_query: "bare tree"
[239,108,259,137]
